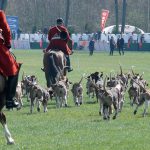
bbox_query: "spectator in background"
[97,30,101,40]
[11,30,16,40]
[72,33,78,50]
[88,38,95,56]
[141,34,145,43]
[117,36,124,55]
[93,32,97,40]
[117,36,121,53]
[109,36,115,56]
[17,28,22,40]
[43,27,48,35]
[39,37,43,49]
[119,36,125,55]
[139,34,144,48]
[132,33,138,43]
[73,39,77,50]
[127,36,132,48]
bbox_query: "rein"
[10,51,17,60]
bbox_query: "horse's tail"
[49,53,60,74]
[44,51,65,87]
[49,53,60,81]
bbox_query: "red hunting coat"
[48,25,70,41]
[0,10,19,76]
[48,38,72,55]
[46,25,72,54]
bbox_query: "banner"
[6,16,19,33]
[100,9,109,31]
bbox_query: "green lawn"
[0,50,150,150]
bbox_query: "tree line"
[6,0,150,33]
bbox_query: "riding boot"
[66,55,73,72]
[6,63,22,109]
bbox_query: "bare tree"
[114,0,119,33]
[65,0,70,27]
[121,0,127,33]
[6,0,150,33]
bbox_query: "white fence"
[11,33,150,50]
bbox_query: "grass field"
[0,50,150,150]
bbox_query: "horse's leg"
[0,112,15,145]
[64,95,68,107]
[56,96,60,108]
[92,91,95,99]
[30,98,34,113]
[79,96,83,105]
[75,97,78,106]
[143,100,149,117]
[20,97,23,107]
[37,97,42,112]
[43,100,48,112]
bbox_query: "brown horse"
[0,74,15,144]
[43,50,67,88]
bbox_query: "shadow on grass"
[92,119,103,122]
[136,113,150,118]
[47,104,74,110]
[85,101,97,104]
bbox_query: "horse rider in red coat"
[0,0,22,109]
[44,18,73,72]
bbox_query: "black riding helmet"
[0,0,8,11]
[56,18,64,25]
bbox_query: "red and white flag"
[39,39,43,49]
[100,9,109,31]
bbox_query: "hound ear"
[100,72,103,78]
[48,89,54,95]
[69,81,73,84]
